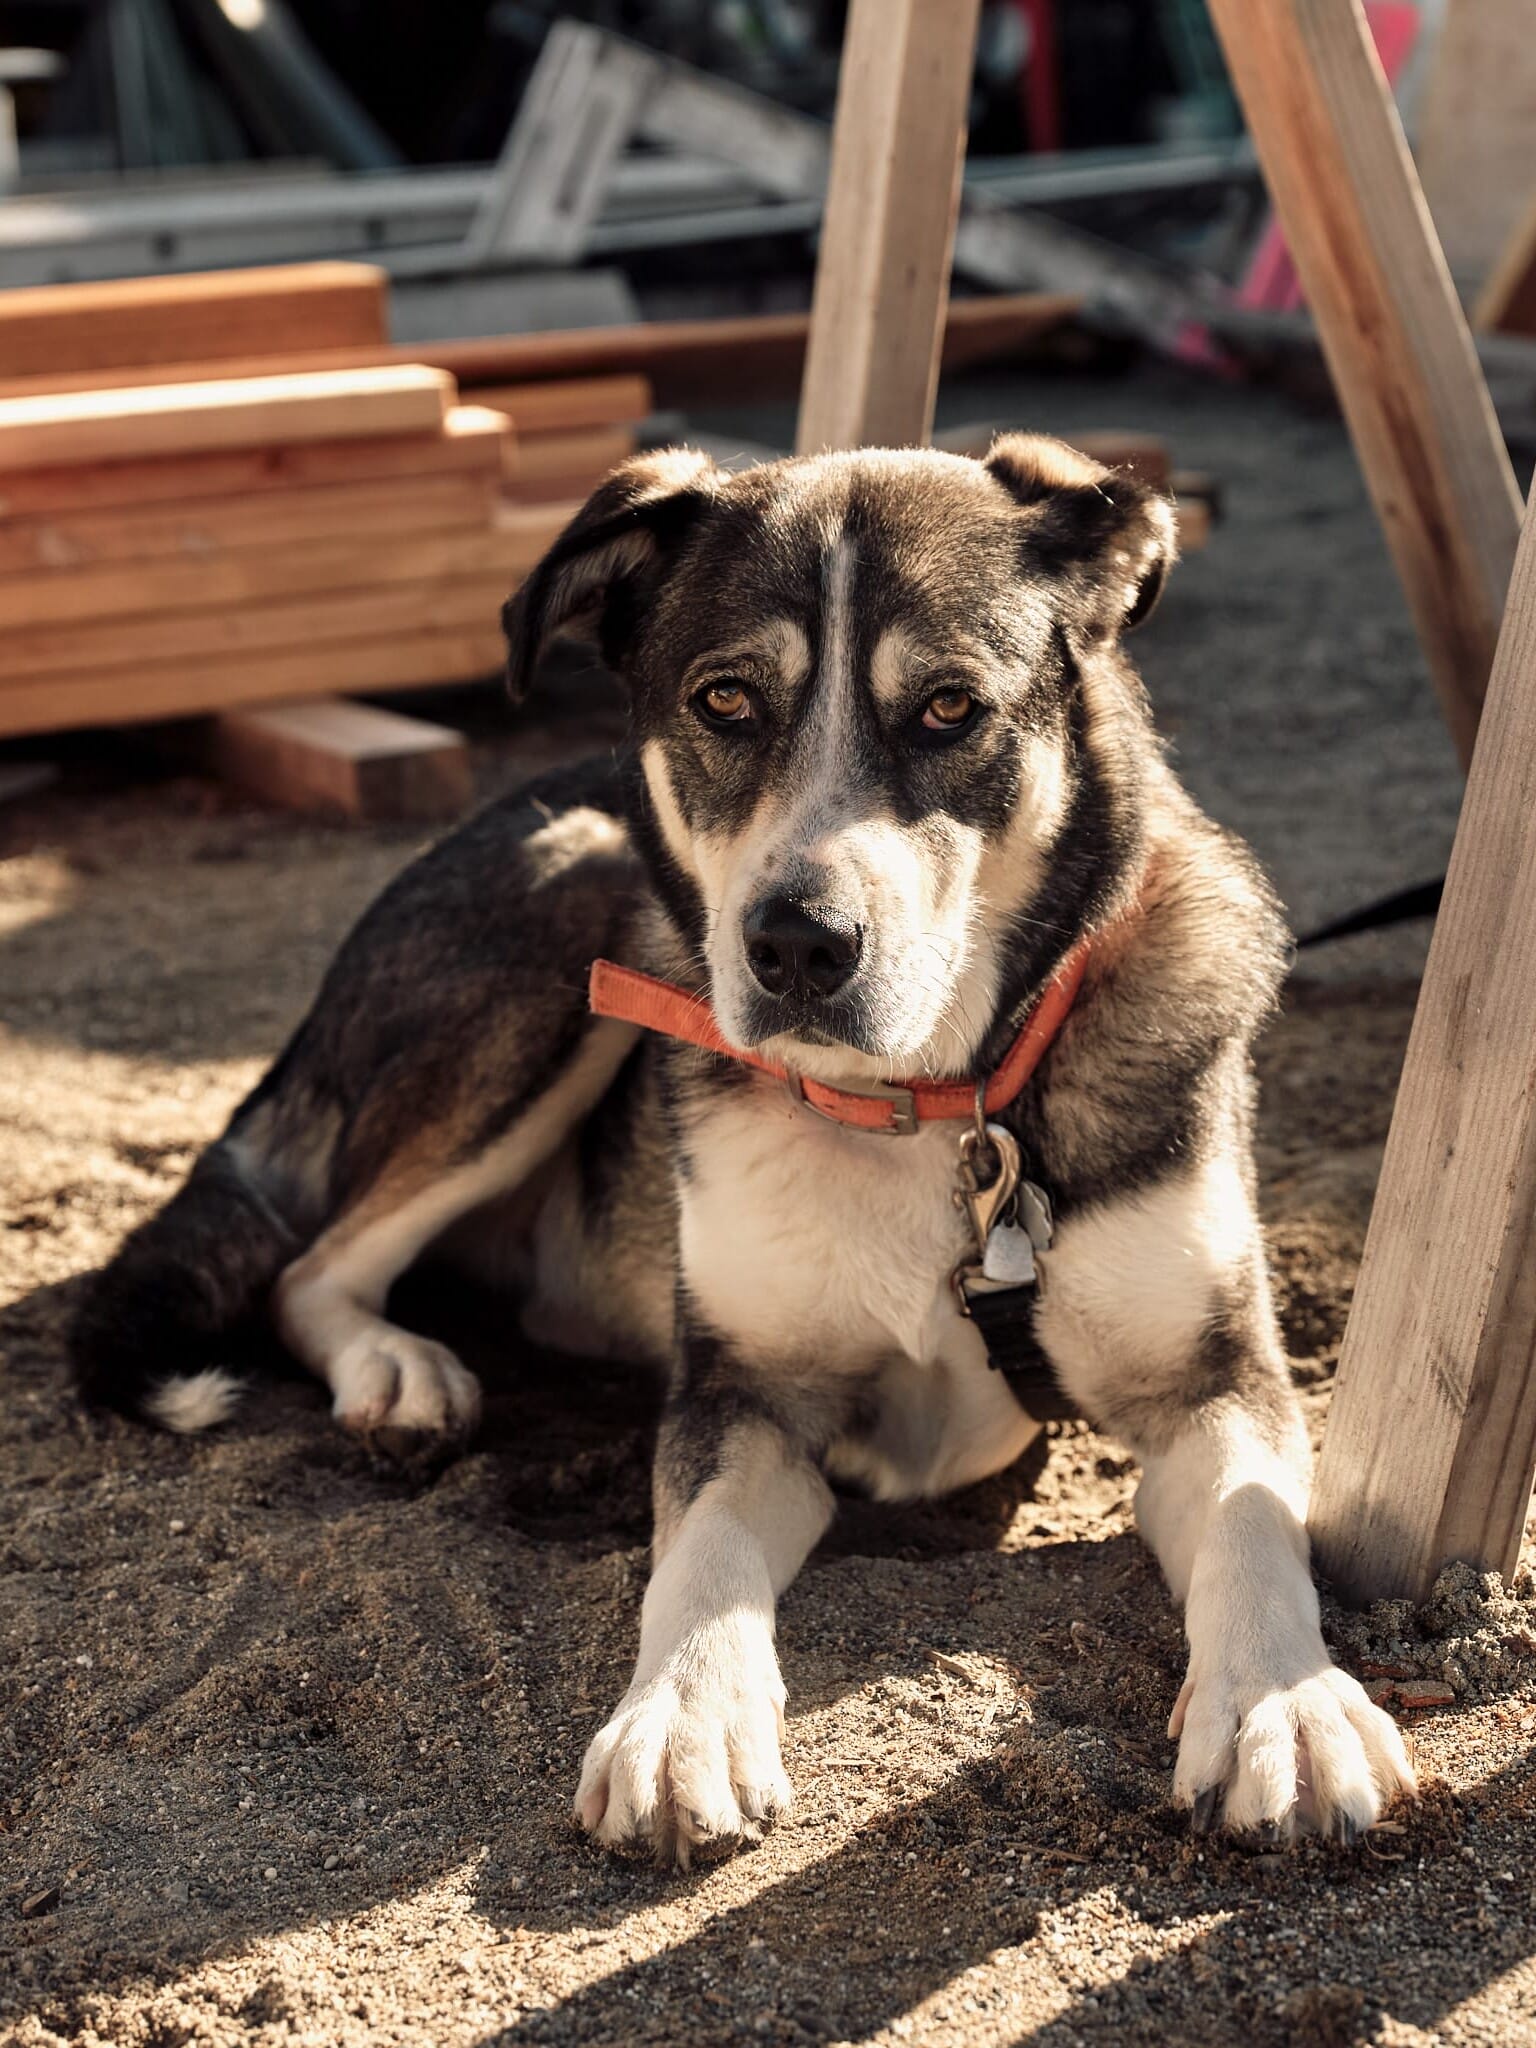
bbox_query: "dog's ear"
[502,446,722,700]
[984,432,1176,640]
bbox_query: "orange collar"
[587,937,1090,1136]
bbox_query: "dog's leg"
[275,1019,634,1436]
[576,1401,833,1864]
[1036,1151,1416,1840]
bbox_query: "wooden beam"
[0,299,1080,409]
[0,628,507,738]
[0,573,509,680]
[470,376,652,433]
[0,508,559,631]
[0,471,497,575]
[207,698,472,820]
[1310,480,1536,1601]
[0,366,454,473]
[1205,0,1522,770]
[0,263,388,382]
[0,406,507,517]
[796,0,982,452]
[432,294,1080,404]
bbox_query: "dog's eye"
[922,687,976,732]
[696,680,754,726]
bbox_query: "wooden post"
[1309,480,1536,1601]
[795,0,982,454]
[1204,0,1522,769]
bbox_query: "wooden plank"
[424,294,1081,403]
[797,0,983,451]
[0,471,497,575]
[1310,480,1536,1601]
[0,362,653,427]
[0,299,1080,410]
[0,511,554,631]
[0,406,507,517]
[503,425,635,484]
[469,375,652,432]
[0,366,454,474]
[0,263,388,382]
[0,574,509,680]
[0,628,508,739]
[1474,191,1536,337]
[207,697,472,820]
[0,345,411,404]
[1205,0,1522,770]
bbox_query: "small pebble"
[324,1854,339,1871]
[263,1866,277,1881]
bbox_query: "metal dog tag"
[979,1177,1053,1286]
[982,1220,1037,1286]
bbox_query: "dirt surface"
[5,366,1536,2048]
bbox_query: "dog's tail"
[70,1138,300,1432]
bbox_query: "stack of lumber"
[0,267,578,751]
[0,266,1086,808]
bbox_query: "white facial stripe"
[807,533,856,783]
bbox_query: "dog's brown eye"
[922,687,975,731]
[698,681,753,724]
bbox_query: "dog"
[72,434,1415,1862]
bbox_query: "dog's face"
[506,438,1172,1082]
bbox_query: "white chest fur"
[679,1080,970,1363]
[676,1077,1040,1497]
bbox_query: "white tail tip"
[144,1368,243,1434]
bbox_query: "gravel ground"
[3,363,1535,2048]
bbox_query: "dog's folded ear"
[984,431,1176,640]
[502,447,722,700]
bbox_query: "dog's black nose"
[745,898,862,999]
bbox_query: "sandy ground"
[5,366,1536,2048]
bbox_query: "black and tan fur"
[72,436,1414,1861]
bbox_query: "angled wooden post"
[796,0,982,454]
[1310,478,1536,1600]
[1205,0,1522,768]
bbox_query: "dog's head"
[505,437,1172,1084]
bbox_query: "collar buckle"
[783,1069,920,1137]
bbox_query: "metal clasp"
[954,1122,1022,1259]
[782,1069,920,1136]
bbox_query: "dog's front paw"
[330,1329,481,1439]
[575,1621,791,1866]
[1170,1654,1416,1841]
